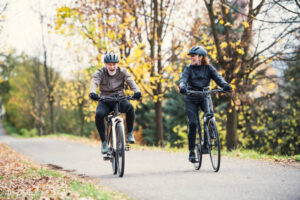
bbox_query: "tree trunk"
[155,100,164,146]
[226,101,238,150]
[49,100,55,134]
[79,104,84,137]
[38,111,43,136]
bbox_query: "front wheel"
[116,122,125,177]
[108,123,117,175]
[208,119,221,172]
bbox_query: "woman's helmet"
[187,46,207,57]
[104,52,119,63]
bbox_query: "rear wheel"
[208,119,221,172]
[194,144,202,170]
[116,122,125,177]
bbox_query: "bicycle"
[100,95,137,177]
[185,88,227,172]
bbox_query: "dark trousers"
[95,99,135,142]
[184,95,211,151]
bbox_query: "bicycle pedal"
[125,144,130,151]
[103,156,111,161]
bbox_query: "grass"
[71,181,111,200]
[38,168,63,178]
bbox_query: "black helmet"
[104,52,119,63]
[188,46,207,56]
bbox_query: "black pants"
[184,95,212,151]
[95,99,135,142]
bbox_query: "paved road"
[1,124,299,200]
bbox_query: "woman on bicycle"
[89,52,142,154]
[179,46,232,162]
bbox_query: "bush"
[2,120,19,135]
[19,128,38,137]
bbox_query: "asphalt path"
[1,124,299,200]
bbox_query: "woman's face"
[190,54,202,65]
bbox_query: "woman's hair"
[201,56,209,66]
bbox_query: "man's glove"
[223,85,232,92]
[89,92,100,101]
[133,92,142,99]
[179,86,187,94]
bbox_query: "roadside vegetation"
[0,143,131,200]
[3,120,299,164]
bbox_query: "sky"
[1,0,87,78]
[1,0,298,79]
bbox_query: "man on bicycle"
[89,52,142,154]
[179,46,232,162]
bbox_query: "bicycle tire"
[108,123,117,175]
[116,122,125,177]
[208,119,221,172]
[194,144,202,170]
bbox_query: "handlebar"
[185,89,227,96]
[99,95,137,102]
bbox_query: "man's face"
[105,63,118,74]
[190,54,202,65]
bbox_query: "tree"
[58,69,94,136]
[55,0,184,146]
[195,0,299,150]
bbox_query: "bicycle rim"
[208,120,221,172]
[109,125,117,175]
[116,122,125,177]
[194,144,202,170]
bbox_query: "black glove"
[133,92,142,99]
[89,92,100,101]
[223,85,232,92]
[179,86,187,94]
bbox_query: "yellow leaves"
[237,48,244,55]
[219,19,224,25]
[150,77,156,84]
[268,83,275,90]
[234,65,241,74]
[242,21,249,28]
[224,22,232,27]
[220,42,228,49]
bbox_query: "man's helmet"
[187,46,207,57]
[104,52,119,63]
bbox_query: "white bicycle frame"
[110,116,126,150]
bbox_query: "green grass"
[33,191,42,200]
[71,181,111,200]
[221,148,293,160]
[38,168,62,178]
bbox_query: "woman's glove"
[133,92,142,99]
[223,85,232,92]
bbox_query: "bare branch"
[272,0,300,15]
[222,1,300,23]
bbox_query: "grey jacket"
[89,67,140,96]
[179,64,228,90]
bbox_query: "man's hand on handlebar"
[89,93,100,101]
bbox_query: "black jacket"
[179,64,228,90]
